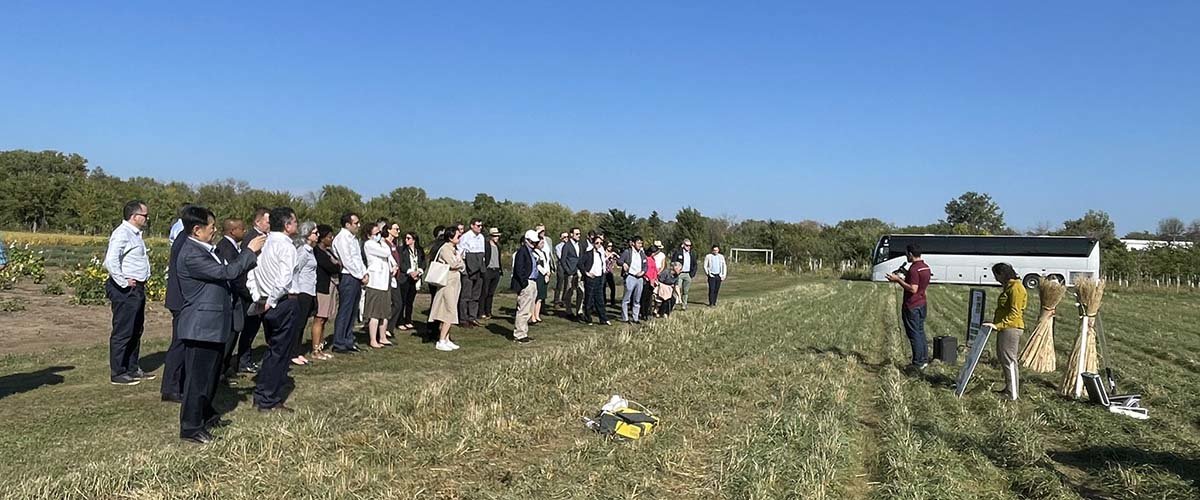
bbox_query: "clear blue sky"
[3,1,1197,234]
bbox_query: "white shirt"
[290,244,317,295]
[332,228,367,279]
[681,250,691,273]
[589,249,605,277]
[554,242,565,259]
[534,247,551,275]
[247,232,296,309]
[705,253,727,279]
[459,230,486,254]
[363,238,397,291]
[168,219,184,245]
[104,220,151,286]
[629,250,644,275]
[653,252,666,272]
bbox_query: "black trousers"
[708,275,723,306]
[105,278,145,378]
[553,269,567,304]
[639,278,654,319]
[604,273,617,305]
[395,278,417,325]
[660,297,676,316]
[180,338,224,438]
[481,269,501,316]
[582,275,608,323]
[161,312,185,398]
[235,312,261,370]
[290,293,314,358]
[253,298,298,409]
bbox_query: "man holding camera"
[886,244,931,369]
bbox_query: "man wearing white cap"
[509,229,541,344]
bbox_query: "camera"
[892,263,909,278]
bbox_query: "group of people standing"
[101,200,733,444]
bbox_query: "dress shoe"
[205,417,232,429]
[132,369,157,381]
[239,363,260,374]
[161,393,183,404]
[110,374,140,386]
[181,431,217,444]
[513,337,535,344]
[258,404,295,413]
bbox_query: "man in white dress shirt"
[457,218,486,326]
[247,207,300,412]
[104,200,154,386]
[331,212,366,353]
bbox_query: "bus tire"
[1022,274,1041,290]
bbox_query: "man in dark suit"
[577,234,611,325]
[670,239,698,311]
[558,227,583,318]
[233,207,270,373]
[479,227,503,319]
[174,206,263,444]
[215,219,253,381]
[160,205,195,403]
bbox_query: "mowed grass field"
[1,267,1198,499]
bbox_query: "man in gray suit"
[174,206,263,444]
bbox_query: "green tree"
[941,192,1006,234]
[0,150,89,232]
[309,185,364,228]
[599,209,638,246]
[1158,217,1186,242]
[673,207,706,248]
[1056,210,1117,241]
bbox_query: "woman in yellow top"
[983,262,1026,401]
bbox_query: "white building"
[1120,239,1194,251]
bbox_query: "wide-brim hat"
[488,227,502,236]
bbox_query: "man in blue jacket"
[174,206,263,444]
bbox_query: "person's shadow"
[0,366,74,400]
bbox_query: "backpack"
[585,396,659,440]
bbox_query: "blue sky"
[2,1,1197,234]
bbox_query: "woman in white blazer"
[363,220,397,348]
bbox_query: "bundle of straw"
[1060,277,1105,397]
[1019,279,1066,372]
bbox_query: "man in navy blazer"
[174,206,263,444]
[509,229,541,344]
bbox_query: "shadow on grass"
[805,346,895,374]
[1050,447,1200,490]
[0,365,74,400]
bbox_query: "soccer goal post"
[730,248,774,265]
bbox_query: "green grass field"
[1,268,1197,499]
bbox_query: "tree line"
[2,149,1198,279]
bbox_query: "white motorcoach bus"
[870,234,1100,289]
